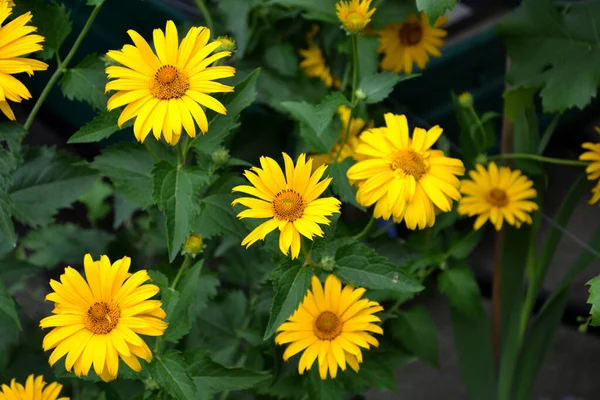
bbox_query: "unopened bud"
[216,36,236,52]
[458,91,473,108]
[319,256,335,272]
[355,88,367,101]
[182,233,204,257]
[211,147,230,166]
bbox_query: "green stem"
[24,3,103,131]
[353,217,375,241]
[171,255,193,290]
[177,139,186,166]
[488,153,588,167]
[335,34,359,162]
[193,0,214,33]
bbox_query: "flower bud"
[211,147,230,166]
[182,233,204,257]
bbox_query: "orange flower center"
[390,149,428,181]
[487,188,509,207]
[314,311,342,340]
[273,190,305,221]
[150,65,189,100]
[399,22,423,46]
[85,301,120,334]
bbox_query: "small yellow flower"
[336,0,376,33]
[276,274,383,379]
[182,233,204,256]
[232,153,341,259]
[458,162,539,230]
[347,113,465,229]
[105,21,235,146]
[298,46,340,88]
[378,12,447,74]
[0,375,69,400]
[0,0,48,120]
[580,127,600,205]
[40,254,167,382]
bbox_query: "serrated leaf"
[334,242,423,293]
[391,305,438,367]
[587,275,600,326]
[358,72,418,104]
[15,0,72,58]
[152,163,210,261]
[268,0,337,23]
[329,158,363,210]
[416,0,455,23]
[91,143,154,207]
[22,223,113,268]
[68,111,127,144]
[10,147,97,226]
[191,352,271,392]
[60,54,108,110]
[281,92,349,153]
[0,123,25,246]
[0,279,21,330]
[149,350,198,400]
[264,260,315,340]
[264,43,298,77]
[193,194,246,239]
[438,266,481,316]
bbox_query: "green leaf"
[67,111,127,144]
[264,43,298,77]
[447,230,481,260]
[334,242,423,293]
[149,350,198,400]
[0,279,21,330]
[193,194,247,239]
[0,123,25,246]
[503,87,538,122]
[416,0,456,23]
[371,1,418,29]
[306,368,345,400]
[588,275,600,326]
[281,92,349,153]
[357,36,379,82]
[15,0,72,58]
[264,260,315,340]
[219,0,253,57]
[10,147,97,226]
[22,223,113,268]
[498,0,600,112]
[91,143,154,207]
[152,163,210,261]
[87,0,105,5]
[358,72,418,104]
[79,179,113,224]
[437,266,481,316]
[391,305,438,367]
[192,69,259,155]
[60,54,108,111]
[191,352,271,392]
[269,0,337,23]
[328,159,363,210]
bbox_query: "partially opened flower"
[276,274,383,379]
[0,0,48,120]
[378,12,447,74]
[106,20,235,146]
[0,375,68,400]
[232,153,341,259]
[40,254,167,382]
[336,0,376,33]
[347,113,464,229]
[579,127,600,205]
[458,162,538,230]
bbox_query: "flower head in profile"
[347,113,464,229]
[40,254,167,382]
[378,12,447,74]
[458,162,538,230]
[106,21,235,146]
[0,0,48,120]
[298,46,340,88]
[276,274,383,379]
[232,153,341,259]
[311,105,369,169]
[0,375,68,400]
[336,0,376,33]
[579,127,600,205]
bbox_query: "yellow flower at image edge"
[458,162,538,230]
[105,20,235,146]
[276,275,383,379]
[0,0,48,120]
[378,12,447,74]
[580,127,600,205]
[0,375,68,400]
[40,254,167,382]
[232,153,341,259]
[336,0,376,33]
[347,113,465,229]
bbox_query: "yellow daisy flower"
[105,21,235,146]
[311,105,370,169]
[40,254,168,382]
[0,375,68,400]
[0,0,48,120]
[347,113,464,229]
[232,153,341,259]
[336,0,376,33]
[276,274,383,379]
[580,128,600,205]
[298,46,340,88]
[378,12,447,74]
[458,162,539,231]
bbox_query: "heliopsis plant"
[579,128,600,205]
[336,0,376,33]
[0,375,68,400]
